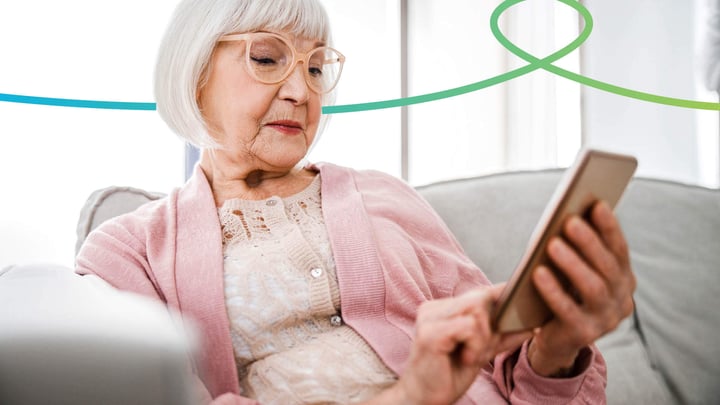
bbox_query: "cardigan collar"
[174,163,240,397]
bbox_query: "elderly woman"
[76,0,635,404]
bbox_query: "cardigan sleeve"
[75,203,169,302]
[75,197,260,405]
[485,341,607,404]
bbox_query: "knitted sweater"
[76,162,607,404]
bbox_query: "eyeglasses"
[217,31,345,94]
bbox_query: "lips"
[268,120,303,129]
[265,120,304,135]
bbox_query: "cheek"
[201,53,269,126]
[307,96,323,128]
[203,82,273,135]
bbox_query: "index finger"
[419,284,502,322]
[455,283,507,314]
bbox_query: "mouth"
[265,120,304,135]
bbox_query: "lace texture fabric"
[219,175,396,404]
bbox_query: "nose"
[278,63,310,104]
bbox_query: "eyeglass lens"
[246,34,342,93]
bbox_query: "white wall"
[0,2,184,270]
[581,0,719,187]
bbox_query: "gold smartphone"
[491,148,638,333]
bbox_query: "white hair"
[154,0,336,149]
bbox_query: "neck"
[199,149,315,206]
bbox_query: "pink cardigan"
[76,163,607,404]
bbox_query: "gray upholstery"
[614,177,720,404]
[0,264,199,405]
[418,170,720,405]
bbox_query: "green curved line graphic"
[492,0,720,111]
[325,0,592,114]
[0,0,717,112]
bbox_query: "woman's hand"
[379,285,532,405]
[529,200,636,377]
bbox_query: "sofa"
[1,168,718,404]
[0,263,199,405]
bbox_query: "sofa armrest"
[76,186,165,254]
[0,263,198,405]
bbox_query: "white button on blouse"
[330,315,343,326]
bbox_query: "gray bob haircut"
[154,0,335,149]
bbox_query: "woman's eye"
[250,56,276,65]
[308,66,323,77]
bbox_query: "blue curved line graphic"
[0,93,156,110]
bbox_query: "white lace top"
[219,175,396,404]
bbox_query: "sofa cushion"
[417,170,560,283]
[615,178,720,404]
[593,315,675,404]
[418,169,720,404]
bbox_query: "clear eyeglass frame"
[217,31,345,94]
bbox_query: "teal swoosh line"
[323,63,532,114]
[0,93,155,110]
[492,0,720,111]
